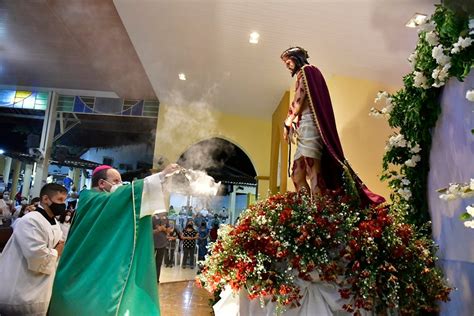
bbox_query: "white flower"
[439,193,457,201]
[413,71,429,89]
[408,51,418,68]
[425,31,439,46]
[405,155,421,167]
[449,37,472,54]
[448,183,461,194]
[463,220,474,229]
[398,188,412,200]
[418,20,435,33]
[470,19,474,35]
[467,205,474,217]
[410,143,421,154]
[387,134,407,150]
[432,63,451,82]
[432,45,451,66]
[401,178,411,186]
[460,37,473,48]
[470,179,474,190]
[375,91,389,104]
[369,107,383,118]
[466,90,474,102]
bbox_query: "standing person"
[49,164,180,316]
[280,47,385,205]
[197,222,209,261]
[181,221,198,269]
[209,222,219,243]
[165,223,179,268]
[153,214,169,283]
[0,183,67,315]
[58,210,73,241]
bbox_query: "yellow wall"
[153,104,272,199]
[272,74,398,199]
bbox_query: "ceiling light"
[0,149,4,155]
[249,32,260,44]
[178,73,186,81]
[406,13,428,28]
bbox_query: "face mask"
[103,180,123,193]
[3,195,9,200]
[110,183,123,193]
[21,200,28,205]
[65,216,71,222]
[50,202,67,216]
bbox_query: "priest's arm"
[140,164,180,218]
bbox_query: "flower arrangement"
[437,179,474,228]
[369,6,474,227]
[197,189,451,315]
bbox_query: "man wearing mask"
[49,164,180,316]
[0,183,66,315]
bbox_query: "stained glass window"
[0,89,48,110]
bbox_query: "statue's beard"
[291,65,301,77]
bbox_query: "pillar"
[2,156,12,189]
[72,168,81,189]
[229,187,237,225]
[21,163,34,199]
[10,160,22,198]
[31,91,59,198]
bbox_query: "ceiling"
[0,0,156,100]
[0,0,439,119]
[114,0,439,118]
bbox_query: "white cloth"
[59,222,71,241]
[0,211,62,315]
[140,172,167,218]
[294,113,323,161]
[214,278,373,316]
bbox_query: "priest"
[49,164,180,316]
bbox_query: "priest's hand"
[161,163,182,177]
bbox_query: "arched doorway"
[170,137,257,227]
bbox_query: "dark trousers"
[165,247,176,266]
[182,247,195,268]
[155,247,166,281]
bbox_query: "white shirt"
[0,211,63,315]
[200,209,209,217]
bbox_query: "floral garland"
[369,6,474,227]
[437,179,474,228]
[197,190,451,315]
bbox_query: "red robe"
[300,65,385,206]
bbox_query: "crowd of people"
[0,189,76,241]
[152,206,222,283]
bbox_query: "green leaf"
[459,213,472,221]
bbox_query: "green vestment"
[49,180,160,315]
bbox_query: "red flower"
[338,288,351,299]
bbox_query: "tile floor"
[159,281,213,316]
[160,263,199,284]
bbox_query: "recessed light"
[178,73,186,81]
[406,13,428,28]
[249,32,260,44]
